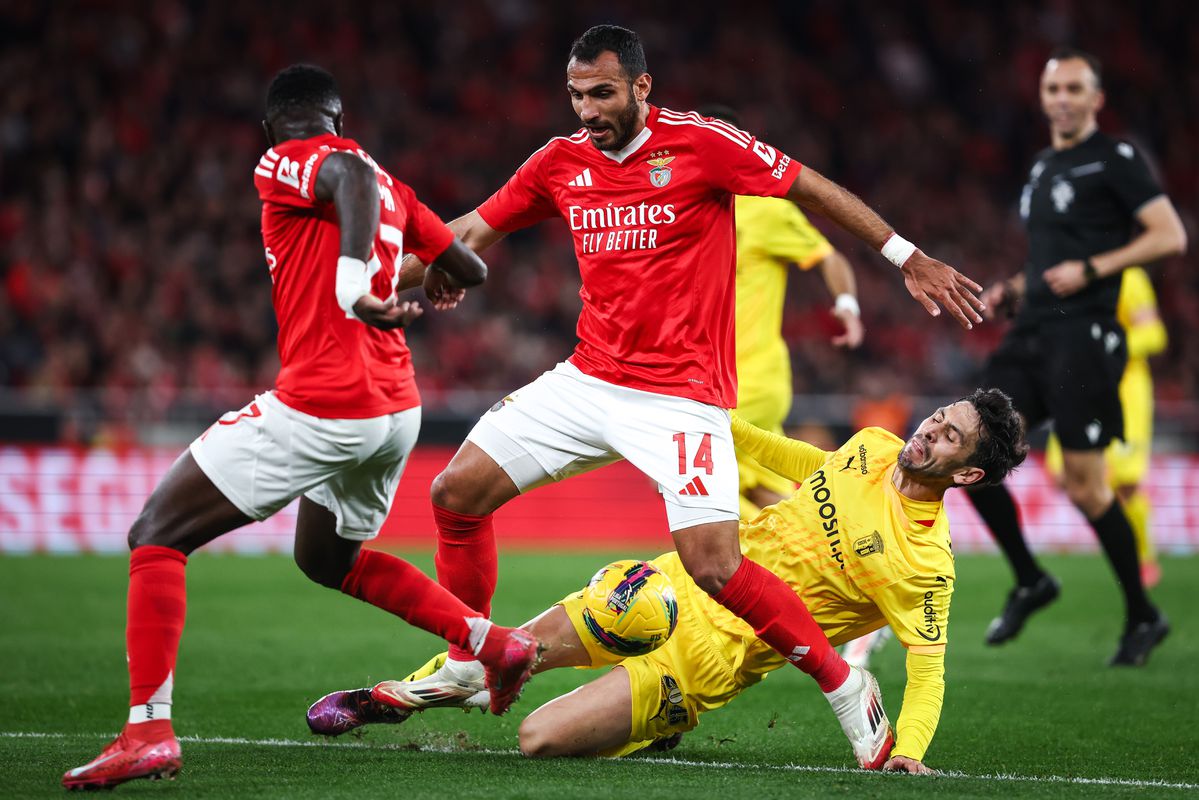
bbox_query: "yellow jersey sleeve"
[873,571,953,651]
[1118,267,1167,360]
[889,649,945,762]
[739,196,833,269]
[872,570,953,762]
[730,415,830,484]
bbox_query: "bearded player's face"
[567,52,648,152]
[898,401,981,480]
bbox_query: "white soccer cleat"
[824,665,894,770]
[371,654,489,711]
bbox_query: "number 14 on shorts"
[673,432,714,475]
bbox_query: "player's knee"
[1063,480,1111,519]
[687,561,734,596]
[429,469,455,509]
[431,465,501,517]
[518,715,557,758]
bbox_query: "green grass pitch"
[2,552,1196,798]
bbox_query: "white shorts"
[189,391,420,540]
[467,362,739,531]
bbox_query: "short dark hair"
[696,104,742,128]
[962,388,1028,486]
[265,64,341,121]
[568,25,647,81]
[1048,46,1103,89]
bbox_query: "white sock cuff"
[128,703,172,723]
[466,616,493,656]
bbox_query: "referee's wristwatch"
[1082,257,1099,283]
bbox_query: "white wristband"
[880,233,917,268]
[834,293,861,317]
[335,256,372,319]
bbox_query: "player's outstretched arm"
[787,167,984,329]
[398,210,509,309]
[817,250,864,348]
[422,240,489,308]
[730,415,829,484]
[314,152,422,330]
[886,649,945,772]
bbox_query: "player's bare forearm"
[431,239,488,287]
[818,250,857,299]
[788,168,892,249]
[395,253,428,292]
[315,152,380,261]
[450,210,508,255]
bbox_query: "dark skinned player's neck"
[273,121,336,144]
[277,125,335,142]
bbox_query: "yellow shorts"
[557,554,768,757]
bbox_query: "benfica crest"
[647,156,675,188]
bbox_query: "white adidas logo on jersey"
[568,168,593,187]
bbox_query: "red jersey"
[255,134,454,418]
[477,105,801,408]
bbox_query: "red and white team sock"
[125,545,188,740]
[340,549,487,651]
[713,557,850,693]
[432,505,498,662]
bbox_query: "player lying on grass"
[309,390,1027,773]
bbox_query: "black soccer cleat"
[985,573,1060,645]
[1109,613,1170,667]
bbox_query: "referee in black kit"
[970,47,1187,665]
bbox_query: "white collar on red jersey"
[599,124,653,164]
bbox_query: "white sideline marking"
[7,731,1197,791]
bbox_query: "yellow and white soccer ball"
[581,560,678,656]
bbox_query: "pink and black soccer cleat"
[307,687,413,736]
[62,729,182,790]
[478,626,541,716]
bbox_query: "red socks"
[714,557,849,692]
[433,505,497,661]
[340,549,482,650]
[127,546,188,710]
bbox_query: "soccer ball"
[581,560,678,656]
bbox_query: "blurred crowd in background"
[0,0,1195,443]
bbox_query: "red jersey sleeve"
[476,143,559,232]
[255,142,335,209]
[695,121,802,199]
[395,182,455,264]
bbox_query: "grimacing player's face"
[897,401,982,481]
[567,51,644,151]
[1040,57,1103,142]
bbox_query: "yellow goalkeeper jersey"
[734,196,833,406]
[713,419,955,760]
